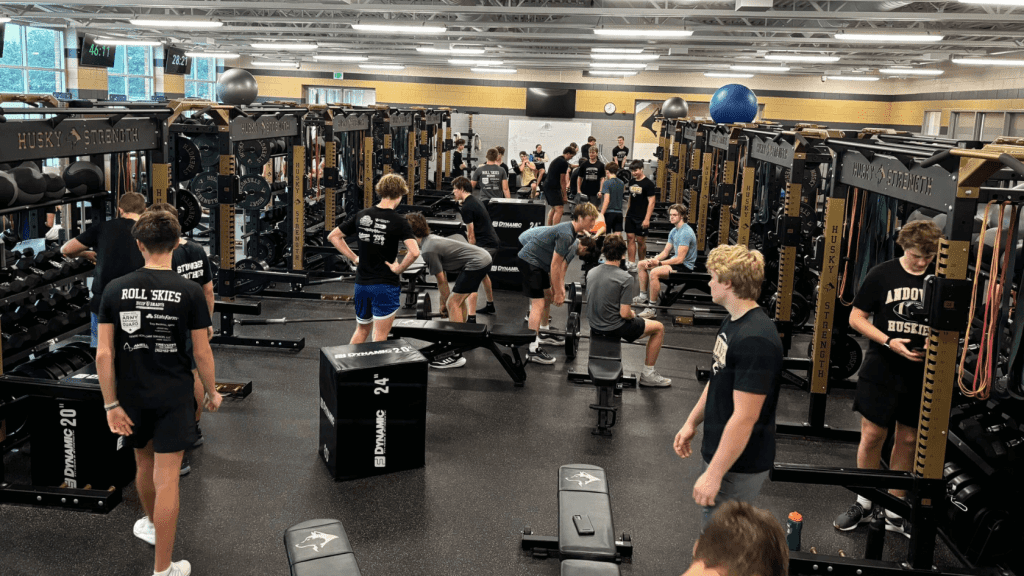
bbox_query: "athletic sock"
[856,495,872,511]
[467,315,476,323]
[153,567,171,576]
[643,365,655,374]
[640,291,648,301]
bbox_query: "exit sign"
[333,72,343,80]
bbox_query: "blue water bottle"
[786,511,803,552]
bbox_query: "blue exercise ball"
[709,84,758,124]
[217,68,259,106]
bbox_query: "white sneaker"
[640,370,672,387]
[538,333,565,346]
[637,307,657,319]
[158,560,192,576]
[632,294,649,305]
[133,517,156,545]
[429,355,467,369]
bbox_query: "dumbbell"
[1,310,32,351]
[61,285,92,325]
[16,296,71,336]
[32,250,73,280]
[7,306,49,343]
[15,254,60,283]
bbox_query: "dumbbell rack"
[1,269,95,368]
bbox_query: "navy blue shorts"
[353,283,402,325]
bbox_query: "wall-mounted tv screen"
[165,46,193,75]
[525,88,576,119]
[79,35,117,69]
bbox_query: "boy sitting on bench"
[584,235,670,387]
[635,203,698,318]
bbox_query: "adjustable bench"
[561,560,621,576]
[388,320,535,386]
[522,464,632,565]
[566,335,638,436]
[284,518,361,575]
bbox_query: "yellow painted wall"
[77,66,107,92]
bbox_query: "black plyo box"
[318,340,428,481]
[486,198,545,246]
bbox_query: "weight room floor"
[1,261,965,576]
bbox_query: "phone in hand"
[529,154,534,162]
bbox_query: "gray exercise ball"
[217,68,259,106]
[661,97,689,119]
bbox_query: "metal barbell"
[537,311,712,360]
[235,293,446,325]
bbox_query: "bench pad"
[284,519,361,576]
[561,559,622,576]
[390,319,487,343]
[559,464,617,561]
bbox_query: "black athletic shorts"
[122,403,199,453]
[452,266,489,295]
[185,332,197,370]
[605,212,623,233]
[853,373,924,428]
[543,188,565,207]
[591,316,646,343]
[516,257,550,299]
[624,215,649,237]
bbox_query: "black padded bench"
[522,464,632,564]
[566,335,638,436]
[561,559,621,576]
[388,319,535,386]
[284,519,361,575]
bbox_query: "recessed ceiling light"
[824,75,880,81]
[879,68,944,75]
[730,65,790,72]
[471,67,516,74]
[359,64,406,70]
[764,54,840,63]
[589,62,647,69]
[592,53,659,61]
[417,47,485,55]
[592,47,645,54]
[314,55,369,62]
[352,24,446,34]
[448,59,503,66]
[595,28,692,38]
[250,42,318,51]
[129,19,223,28]
[587,70,639,77]
[96,38,163,46]
[251,60,299,68]
[705,72,754,78]
[834,32,943,43]
[951,57,1024,66]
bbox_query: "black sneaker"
[885,514,911,538]
[833,502,871,531]
[429,355,467,369]
[528,346,556,365]
[192,424,204,448]
[180,453,191,477]
[477,303,496,315]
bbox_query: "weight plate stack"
[190,171,220,207]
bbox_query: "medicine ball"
[0,171,20,207]
[10,163,46,205]
[217,68,259,106]
[709,84,759,124]
[42,173,66,201]
[63,161,104,197]
[661,97,689,120]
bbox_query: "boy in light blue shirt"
[636,203,698,318]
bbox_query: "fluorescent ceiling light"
[251,60,299,68]
[359,64,405,70]
[958,0,1024,5]
[705,72,754,78]
[592,47,645,54]
[588,71,638,77]
[250,42,317,51]
[879,67,944,75]
[951,57,1024,66]
[825,75,880,81]
[834,32,943,42]
[417,47,485,55]
[96,38,163,46]
[0,18,10,24]
[185,51,239,59]
[471,67,516,74]
[448,59,503,66]
[765,54,840,63]
[592,53,659,61]
[730,65,790,72]
[314,55,369,62]
[352,24,446,34]
[589,62,647,69]
[595,28,692,38]
[129,19,223,28]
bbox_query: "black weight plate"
[807,334,862,380]
[791,292,810,327]
[175,137,202,182]
[565,311,580,360]
[236,139,271,170]
[943,462,963,481]
[176,189,202,232]
[190,171,219,207]
[238,175,273,211]
[800,202,816,236]
[234,259,271,295]
[416,292,433,320]
[193,134,220,167]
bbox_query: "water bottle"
[786,511,803,551]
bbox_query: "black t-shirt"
[98,269,212,409]
[852,258,932,387]
[452,150,465,178]
[339,206,415,286]
[701,307,784,473]
[612,146,629,165]
[581,143,593,159]
[172,239,213,287]
[544,156,570,193]
[569,168,580,195]
[75,217,146,313]
[578,159,603,196]
[460,195,500,250]
[625,177,658,219]
[533,151,546,172]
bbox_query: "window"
[307,86,341,104]
[979,112,1005,141]
[186,57,218,100]
[0,24,65,95]
[922,111,941,136]
[107,45,153,100]
[950,112,977,140]
[305,87,375,105]
[343,88,375,106]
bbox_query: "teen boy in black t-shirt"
[833,220,941,536]
[577,146,605,208]
[611,136,630,168]
[452,139,467,178]
[329,173,420,343]
[543,147,574,226]
[453,176,499,317]
[674,245,782,532]
[624,160,658,269]
[99,210,221,576]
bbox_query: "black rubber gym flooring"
[1,260,965,576]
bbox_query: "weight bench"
[659,271,714,307]
[284,518,361,575]
[388,319,535,386]
[561,560,621,576]
[522,464,632,565]
[566,335,639,436]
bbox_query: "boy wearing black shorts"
[585,235,670,387]
[624,160,657,270]
[328,174,420,343]
[99,210,221,576]
[453,176,499,317]
[833,220,942,536]
[542,147,574,226]
[598,161,625,234]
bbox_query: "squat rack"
[773,139,1024,576]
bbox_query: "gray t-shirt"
[472,164,508,202]
[518,222,578,269]
[420,234,492,274]
[585,263,634,331]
